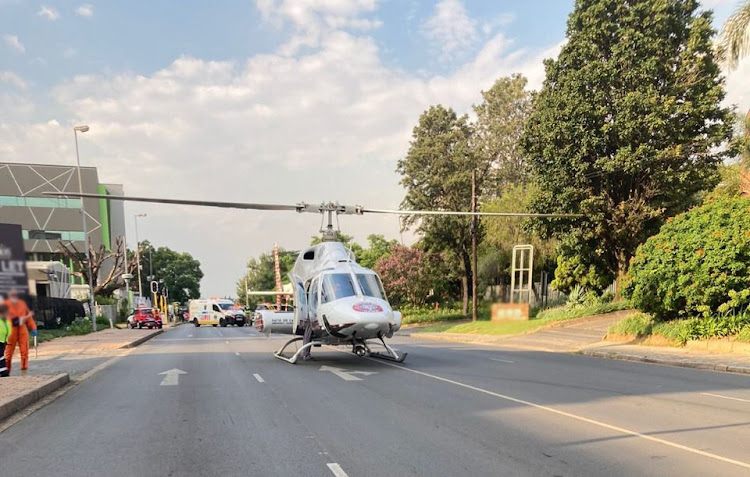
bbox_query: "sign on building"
[0,223,29,295]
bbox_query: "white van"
[188,298,246,327]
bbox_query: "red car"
[129,308,163,329]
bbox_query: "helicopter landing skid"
[274,337,322,364]
[365,337,407,363]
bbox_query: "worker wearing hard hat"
[0,303,10,377]
[4,289,37,374]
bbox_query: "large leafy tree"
[522,0,733,291]
[235,248,295,308]
[375,245,449,306]
[357,234,398,269]
[136,241,203,303]
[397,105,480,313]
[473,74,533,190]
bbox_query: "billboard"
[0,223,29,294]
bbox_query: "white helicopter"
[46,192,578,364]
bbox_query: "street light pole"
[73,125,97,331]
[134,213,147,301]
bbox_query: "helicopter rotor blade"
[361,208,582,218]
[43,192,300,212]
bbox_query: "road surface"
[1,324,749,476]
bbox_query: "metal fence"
[29,296,86,329]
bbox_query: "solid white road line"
[253,374,265,383]
[701,392,750,403]
[326,463,349,477]
[369,358,750,470]
[489,357,515,363]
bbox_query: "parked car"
[128,308,163,329]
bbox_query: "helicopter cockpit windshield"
[356,273,386,300]
[321,273,358,303]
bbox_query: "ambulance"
[188,298,244,327]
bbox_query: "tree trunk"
[614,252,629,300]
[741,109,750,197]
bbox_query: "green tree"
[522,0,733,292]
[236,248,295,308]
[358,234,398,269]
[479,183,557,294]
[397,105,480,314]
[136,241,203,304]
[473,74,532,189]
[718,0,750,70]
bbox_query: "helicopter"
[45,192,579,364]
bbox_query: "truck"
[188,298,246,327]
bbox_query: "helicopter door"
[289,274,308,335]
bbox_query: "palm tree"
[718,1,750,194]
[718,1,750,70]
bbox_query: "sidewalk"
[581,342,750,375]
[410,310,630,352]
[1,328,162,427]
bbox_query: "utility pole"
[471,169,478,322]
[134,213,147,302]
[73,125,97,331]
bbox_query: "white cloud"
[37,5,60,21]
[0,6,555,296]
[3,34,24,53]
[0,71,27,89]
[75,3,93,18]
[422,0,478,61]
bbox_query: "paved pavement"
[414,310,631,352]
[1,324,750,476]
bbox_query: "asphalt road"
[1,324,750,476]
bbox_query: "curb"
[119,329,164,349]
[0,374,70,422]
[580,349,750,375]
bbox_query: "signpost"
[0,224,29,295]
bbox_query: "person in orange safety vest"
[4,289,37,374]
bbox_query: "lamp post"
[134,213,147,301]
[73,125,97,331]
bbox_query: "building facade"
[0,162,126,294]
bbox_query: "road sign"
[0,224,29,294]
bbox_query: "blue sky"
[1,0,747,296]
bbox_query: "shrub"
[609,312,652,337]
[625,197,750,320]
[738,326,750,343]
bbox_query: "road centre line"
[326,463,349,477]
[701,392,750,403]
[253,374,265,383]
[368,358,750,470]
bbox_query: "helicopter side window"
[356,273,386,300]
[309,278,320,316]
[321,273,357,302]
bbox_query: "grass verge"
[608,312,750,345]
[414,301,631,336]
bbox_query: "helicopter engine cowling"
[253,310,294,336]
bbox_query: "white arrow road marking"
[327,463,349,477]
[158,368,187,386]
[319,365,377,381]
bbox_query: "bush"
[626,197,750,320]
[738,326,750,343]
[609,312,652,337]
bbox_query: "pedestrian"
[0,304,10,377]
[4,289,37,374]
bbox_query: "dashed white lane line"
[326,463,349,477]
[225,340,229,345]
[235,352,240,356]
[369,358,750,470]
[253,374,265,383]
[489,357,515,363]
[701,392,750,403]
[217,330,224,337]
